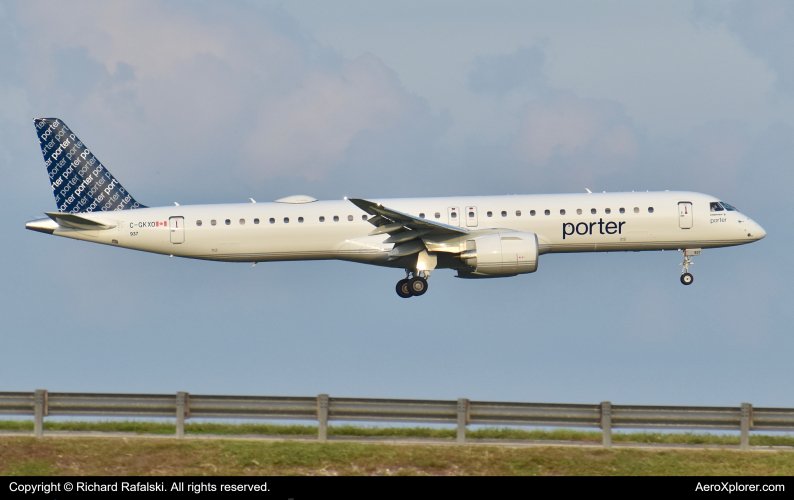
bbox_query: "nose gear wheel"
[679,249,698,285]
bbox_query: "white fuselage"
[32,191,765,271]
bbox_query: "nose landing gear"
[679,249,700,285]
[396,270,429,298]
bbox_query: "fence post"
[600,401,612,449]
[457,398,469,445]
[740,402,752,451]
[318,394,329,443]
[34,389,47,438]
[176,392,189,439]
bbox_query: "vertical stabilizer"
[34,118,146,213]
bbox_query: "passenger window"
[419,213,425,218]
[319,216,325,222]
[560,209,566,215]
[605,208,611,214]
[591,208,597,214]
[451,212,457,219]
[362,215,368,220]
[239,219,245,225]
[710,202,724,212]
[516,210,521,216]
[633,207,639,213]
[619,208,625,214]
[334,216,339,222]
[348,215,353,221]
[576,209,582,215]
[254,218,260,224]
[284,217,289,223]
[196,220,202,226]
[211,219,217,226]
[544,209,550,215]
[487,211,493,217]
[530,210,536,216]
[648,207,654,213]
[269,218,275,224]
[468,211,474,218]
[501,211,507,217]
[225,219,231,225]
[298,217,304,223]
[435,212,441,219]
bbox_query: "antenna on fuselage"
[585,188,592,194]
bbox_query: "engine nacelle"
[460,232,539,276]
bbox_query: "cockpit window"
[721,201,737,211]
[710,202,724,212]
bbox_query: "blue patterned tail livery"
[34,118,146,213]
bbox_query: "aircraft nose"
[749,221,766,241]
[754,223,766,240]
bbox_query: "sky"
[1,0,793,412]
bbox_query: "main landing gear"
[396,270,429,298]
[679,249,700,286]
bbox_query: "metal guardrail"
[1,390,789,450]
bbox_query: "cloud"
[695,0,794,95]
[245,53,434,181]
[459,45,641,191]
[10,0,447,193]
[513,92,639,167]
[468,45,546,96]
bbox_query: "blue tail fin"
[34,118,146,213]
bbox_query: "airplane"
[26,118,766,298]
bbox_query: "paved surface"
[1,430,792,452]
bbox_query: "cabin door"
[678,202,693,229]
[170,216,185,243]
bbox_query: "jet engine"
[459,232,539,277]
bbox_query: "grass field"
[2,420,794,447]
[2,436,794,476]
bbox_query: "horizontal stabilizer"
[45,212,116,230]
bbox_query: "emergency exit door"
[678,202,693,229]
[466,206,478,227]
[448,207,460,226]
[170,216,185,243]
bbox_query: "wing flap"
[387,238,426,260]
[368,223,405,236]
[384,230,430,244]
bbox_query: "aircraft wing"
[348,198,469,236]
